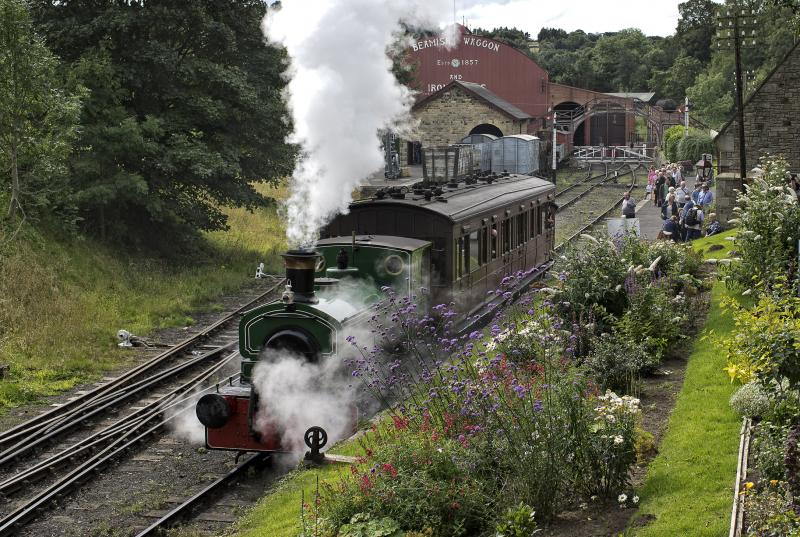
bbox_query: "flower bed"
[718,156,800,536]
[297,232,709,536]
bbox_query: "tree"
[649,54,703,100]
[30,0,296,246]
[0,0,82,226]
[675,0,716,64]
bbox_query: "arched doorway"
[469,123,503,137]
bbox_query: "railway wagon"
[196,173,556,453]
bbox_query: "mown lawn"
[630,234,741,536]
[0,184,287,411]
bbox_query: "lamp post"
[716,4,759,178]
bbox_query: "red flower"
[381,463,398,478]
[451,501,461,510]
[392,415,408,430]
[431,431,439,442]
[359,474,372,492]
[365,448,374,457]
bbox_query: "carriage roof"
[350,174,554,224]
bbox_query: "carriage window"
[502,219,511,253]
[545,204,555,229]
[455,237,464,280]
[536,206,543,235]
[517,213,526,245]
[491,223,498,259]
[479,228,488,265]
[468,230,480,271]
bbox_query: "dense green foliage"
[675,130,713,162]
[725,156,800,293]
[28,0,295,246]
[0,0,83,226]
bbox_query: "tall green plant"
[0,0,82,227]
[725,156,800,293]
[663,125,684,162]
[676,130,713,162]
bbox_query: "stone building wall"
[716,43,800,173]
[411,85,528,148]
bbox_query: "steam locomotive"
[195,172,556,453]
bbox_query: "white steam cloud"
[252,350,356,453]
[262,0,453,247]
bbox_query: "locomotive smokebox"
[281,249,321,304]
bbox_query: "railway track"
[556,163,628,213]
[556,163,640,249]
[0,279,284,536]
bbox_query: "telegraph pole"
[684,96,689,137]
[716,5,758,177]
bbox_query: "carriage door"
[501,214,513,278]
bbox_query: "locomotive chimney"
[281,250,321,304]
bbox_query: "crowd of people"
[640,162,721,242]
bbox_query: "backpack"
[685,207,699,226]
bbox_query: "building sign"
[411,35,502,53]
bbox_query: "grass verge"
[629,234,741,536]
[234,441,364,537]
[0,184,287,412]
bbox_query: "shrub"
[585,332,656,393]
[723,293,800,389]
[730,382,770,418]
[663,125,684,163]
[494,503,538,537]
[751,422,790,482]
[615,280,685,360]
[321,428,492,537]
[675,131,713,163]
[724,156,800,294]
[634,428,657,463]
[744,481,800,536]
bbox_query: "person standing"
[690,183,702,205]
[675,180,689,209]
[661,193,678,220]
[697,184,714,208]
[621,192,637,219]
[655,172,666,207]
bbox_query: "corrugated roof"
[414,80,533,121]
[604,92,656,102]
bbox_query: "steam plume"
[262,0,452,247]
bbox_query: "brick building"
[715,41,800,174]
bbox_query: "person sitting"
[682,202,704,241]
[661,193,678,220]
[660,215,681,242]
[705,212,723,236]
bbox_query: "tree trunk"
[7,143,20,221]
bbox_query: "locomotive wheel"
[304,426,328,450]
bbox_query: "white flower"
[613,435,624,445]
[632,496,639,504]
[618,493,628,504]
[606,414,616,423]
[437,448,443,453]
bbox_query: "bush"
[744,481,800,536]
[676,131,713,163]
[586,332,656,393]
[494,503,538,537]
[751,422,791,482]
[723,293,800,389]
[615,280,685,360]
[730,382,770,418]
[664,125,684,163]
[321,427,492,537]
[724,156,800,294]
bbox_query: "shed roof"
[604,92,656,102]
[349,174,554,223]
[413,80,533,121]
